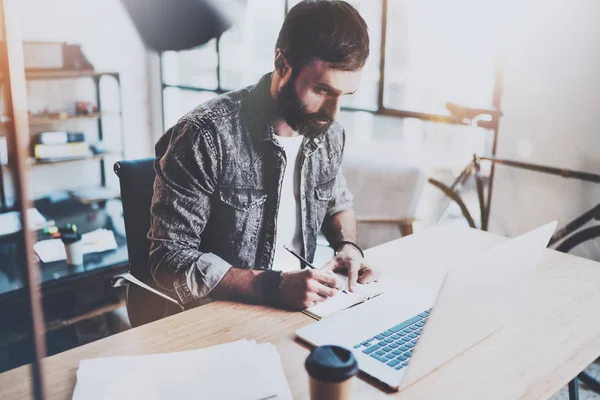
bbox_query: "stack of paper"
[71,186,120,204]
[0,208,55,237]
[33,228,118,263]
[72,339,292,400]
[80,229,119,253]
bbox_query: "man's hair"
[276,0,370,72]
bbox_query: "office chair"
[110,158,338,327]
[111,158,183,328]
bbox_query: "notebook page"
[302,274,387,319]
[303,291,366,319]
[334,272,387,299]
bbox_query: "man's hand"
[321,245,379,292]
[280,269,343,310]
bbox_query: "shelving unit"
[27,152,121,166]
[0,111,122,127]
[25,70,119,81]
[0,70,125,210]
[29,111,120,126]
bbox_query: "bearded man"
[149,0,379,311]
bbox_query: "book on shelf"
[37,131,85,145]
[34,142,91,160]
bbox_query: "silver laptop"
[296,222,557,390]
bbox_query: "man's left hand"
[321,244,380,292]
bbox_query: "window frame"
[160,0,504,131]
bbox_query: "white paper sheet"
[34,229,118,263]
[72,339,292,400]
[0,208,53,236]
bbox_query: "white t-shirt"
[272,134,304,272]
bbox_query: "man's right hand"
[279,269,343,310]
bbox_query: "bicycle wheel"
[556,226,600,393]
[427,178,476,228]
[556,226,600,259]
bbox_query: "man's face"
[276,59,362,137]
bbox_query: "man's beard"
[276,76,334,138]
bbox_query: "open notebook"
[302,272,386,320]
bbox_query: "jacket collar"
[247,73,278,144]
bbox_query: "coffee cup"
[61,232,83,266]
[305,345,358,400]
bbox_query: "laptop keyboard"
[353,309,430,370]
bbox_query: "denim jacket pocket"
[217,186,267,267]
[219,186,267,212]
[315,178,335,201]
[314,178,335,227]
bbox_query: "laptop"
[296,221,557,390]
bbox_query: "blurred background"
[0,0,599,398]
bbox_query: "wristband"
[262,270,283,306]
[335,240,364,258]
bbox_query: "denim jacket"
[148,73,353,306]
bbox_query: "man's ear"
[274,50,290,78]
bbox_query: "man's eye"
[316,88,330,95]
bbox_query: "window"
[219,0,285,90]
[163,88,218,129]
[384,0,501,115]
[162,39,218,90]
[161,0,503,130]
[288,0,383,110]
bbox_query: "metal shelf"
[29,111,120,126]
[28,152,121,166]
[0,69,124,211]
[0,112,121,130]
[24,70,119,81]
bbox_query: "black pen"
[283,245,318,269]
[283,245,348,294]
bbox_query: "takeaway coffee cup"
[61,232,83,266]
[305,345,358,400]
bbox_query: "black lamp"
[120,0,245,51]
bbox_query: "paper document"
[113,272,181,307]
[0,208,54,237]
[71,186,120,203]
[72,339,292,400]
[33,228,118,263]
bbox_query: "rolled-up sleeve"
[148,119,231,306]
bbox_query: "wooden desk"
[2,226,600,399]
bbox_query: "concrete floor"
[552,361,600,399]
[553,384,600,400]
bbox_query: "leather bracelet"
[262,270,283,306]
[335,240,364,258]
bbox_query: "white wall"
[490,0,600,256]
[3,0,155,203]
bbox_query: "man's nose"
[323,96,341,120]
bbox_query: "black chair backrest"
[114,158,180,327]
[113,158,156,283]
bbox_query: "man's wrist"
[335,240,364,259]
[262,270,283,306]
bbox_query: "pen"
[283,245,317,269]
[283,245,348,294]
